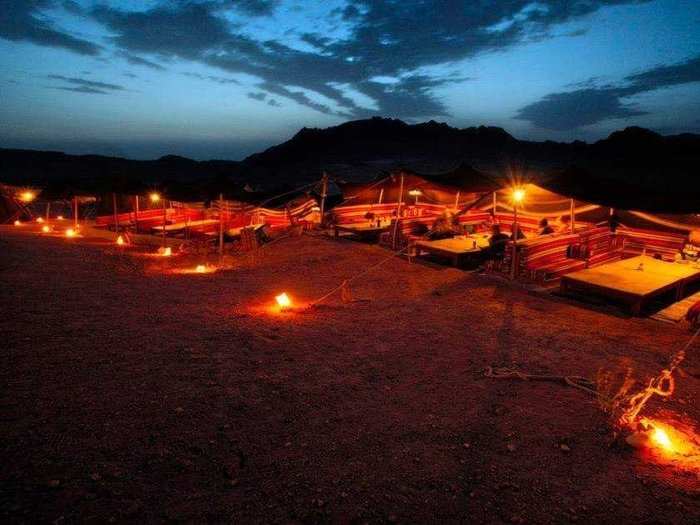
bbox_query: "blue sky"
[1,0,699,159]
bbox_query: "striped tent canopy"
[337,163,500,208]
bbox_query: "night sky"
[1,1,699,160]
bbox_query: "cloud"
[516,54,700,130]
[183,72,240,84]
[117,51,166,71]
[267,98,281,107]
[0,0,101,55]
[47,74,126,94]
[247,91,267,101]
[85,1,653,119]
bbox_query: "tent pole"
[134,195,139,233]
[46,202,50,222]
[319,172,328,227]
[218,193,224,258]
[378,188,384,204]
[73,196,78,228]
[391,173,405,250]
[162,197,167,248]
[511,202,519,280]
[570,198,575,233]
[493,191,497,212]
[454,191,460,209]
[113,192,119,233]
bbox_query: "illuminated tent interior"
[336,163,501,208]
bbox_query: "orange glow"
[149,192,161,203]
[14,220,21,226]
[42,225,50,233]
[36,217,44,223]
[19,191,35,203]
[116,235,125,246]
[57,215,64,220]
[275,292,292,310]
[195,264,206,273]
[408,189,422,196]
[512,188,525,203]
[171,264,216,275]
[162,246,172,257]
[65,228,76,238]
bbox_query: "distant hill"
[2,118,699,210]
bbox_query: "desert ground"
[1,225,699,524]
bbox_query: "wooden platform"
[560,255,700,315]
[152,219,219,233]
[413,235,490,267]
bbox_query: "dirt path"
[1,227,699,523]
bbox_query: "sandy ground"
[1,224,699,524]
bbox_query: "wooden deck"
[413,235,490,267]
[560,255,700,315]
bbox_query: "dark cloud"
[0,0,101,55]
[47,74,126,94]
[183,72,240,84]
[117,51,166,71]
[235,0,279,17]
[516,54,700,130]
[247,91,267,101]
[267,98,281,107]
[85,1,652,119]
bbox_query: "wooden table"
[152,219,219,233]
[333,222,389,241]
[414,235,491,267]
[560,255,700,315]
[226,223,265,238]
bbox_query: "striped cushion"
[618,226,686,261]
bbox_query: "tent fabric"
[336,164,500,208]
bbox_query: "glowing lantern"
[149,192,161,203]
[42,225,50,233]
[57,215,64,220]
[116,235,125,246]
[195,264,206,273]
[36,217,44,223]
[20,191,35,203]
[162,247,172,257]
[408,189,422,197]
[512,188,525,204]
[65,228,76,238]
[14,220,21,226]
[275,292,292,310]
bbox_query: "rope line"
[484,366,598,396]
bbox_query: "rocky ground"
[1,224,699,523]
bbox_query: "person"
[428,209,460,240]
[608,212,621,232]
[539,218,555,236]
[510,222,526,240]
[488,224,510,258]
[553,215,571,233]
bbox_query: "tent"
[0,183,40,223]
[336,163,500,208]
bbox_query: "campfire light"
[36,217,44,223]
[275,292,292,310]
[65,228,76,238]
[42,225,50,233]
[14,220,21,226]
[57,215,64,220]
[162,246,172,257]
[195,264,206,273]
[116,235,125,246]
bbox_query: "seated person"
[487,224,510,258]
[510,222,526,240]
[538,218,555,236]
[427,210,460,240]
[552,215,571,233]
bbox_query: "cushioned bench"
[578,226,624,268]
[618,226,686,261]
[379,216,434,251]
[516,232,584,282]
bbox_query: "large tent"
[336,163,500,208]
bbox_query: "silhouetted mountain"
[1,119,699,211]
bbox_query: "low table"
[413,235,491,267]
[560,255,700,315]
[152,219,219,234]
[333,222,389,241]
